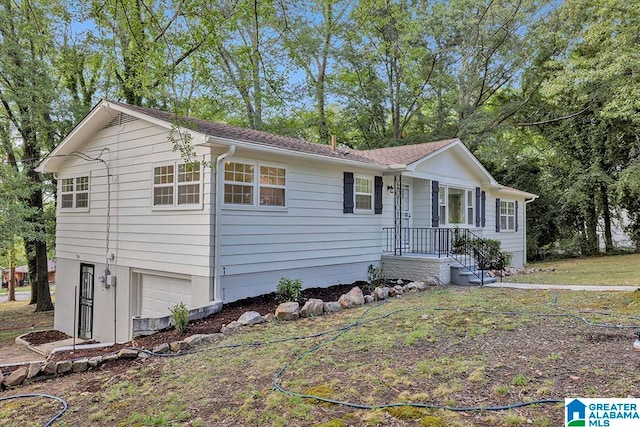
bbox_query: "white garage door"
[140,274,191,318]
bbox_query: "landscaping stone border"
[1,279,438,389]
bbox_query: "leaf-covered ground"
[3,286,640,426]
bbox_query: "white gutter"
[212,145,236,302]
[201,135,388,171]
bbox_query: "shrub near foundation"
[276,278,302,303]
[169,302,189,333]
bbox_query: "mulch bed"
[25,282,374,363]
[20,330,71,346]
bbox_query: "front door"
[78,264,94,339]
[400,185,411,249]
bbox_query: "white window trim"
[222,159,288,210]
[438,184,475,227]
[500,200,516,232]
[354,175,374,213]
[59,174,90,212]
[151,160,204,210]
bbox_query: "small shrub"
[169,302,189,333]
[451,231,512,269]
[276,277,302,303]
[367,264,385,285]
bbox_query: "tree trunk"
[600,184,614,253]
[8,266,16,302]
[6,242,16,302]
[27,239,38,304]
[23,132,53,311]
[34,240,53,311]
[584,196,599,255]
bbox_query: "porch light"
[387,185,394,194]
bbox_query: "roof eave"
[495,186,538,200]
[36,100,207,173]
[199,136,391,171]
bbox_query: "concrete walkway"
[487,282,640,292]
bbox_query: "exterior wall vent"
[102,113,139,129]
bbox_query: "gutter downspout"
[523,196,538,265]
[212,145,236,302]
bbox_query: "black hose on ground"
[5,294,640,425]
[0,393,67,427]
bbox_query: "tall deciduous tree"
[0,164,37,302]
[522,0,640,254]
[0,0,60,311]
[195,0,288,130]
[87,0,205,106]
[278,0,350,143]
[337,0,439,147]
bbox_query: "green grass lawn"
[507,253,640,286]
[5,287,640,427]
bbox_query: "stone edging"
[1,279,437,389]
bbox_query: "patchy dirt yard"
[3,286,640,426]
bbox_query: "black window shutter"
[495,198,501,232]
[343,172,354,213]
[481,191,486,227]
[431,180,439,227]
[374,176,383,214]
[475,187,481,227]
[515,200,519,232]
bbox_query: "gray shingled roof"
[356,139,459,165]
[111,101,465,168]
[111,101,381,165]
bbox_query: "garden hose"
[0,393,67,427]
[4,292,640,425]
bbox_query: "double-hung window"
[153,161,202,208]
[500,200,516,231]
[224,161,286,208]
[438,185,474,226]
[355,176,373,211]
[60,176,90,210]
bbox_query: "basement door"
[78,264,94,339]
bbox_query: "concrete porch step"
[450,264,496,286]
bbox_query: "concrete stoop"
[450,265,497,286]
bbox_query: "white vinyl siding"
[484,193,526,267]
[224,161,287,208]
[55,119,212,277]
[218,157,390,301]
[60,175,90,210]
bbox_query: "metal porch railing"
[383,227,506,284]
